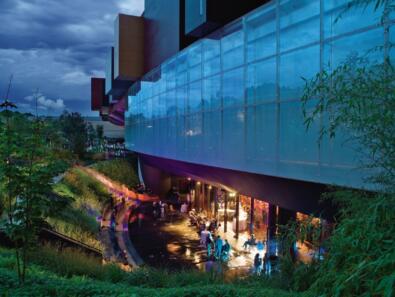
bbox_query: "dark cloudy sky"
[0,0,144,116]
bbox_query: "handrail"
[41,228,102,255]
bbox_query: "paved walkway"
[129,215,257,276]
[80,165,157,268]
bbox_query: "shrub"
[92,158,139,189]
[0,247,297,297]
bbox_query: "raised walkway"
[79,166,157,268]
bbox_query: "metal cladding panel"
[105,47,114,95]
[91,78,105,111]
[185,0,207,35]
[105,46,132,101]
[114,14,144,81]
[144,0,181,72]
[91,78,109,111]
[108,97,126,126]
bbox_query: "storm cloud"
[0,0,144,115]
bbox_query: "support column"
[195,182,200,211]
[208,186,213,218]
[201,183,205,212]
[250,197,255,235]
[267,204,277,241]
[224,191,228,233]
[235,194,240,239]
[214,187,218,219]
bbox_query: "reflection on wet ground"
[129,213,317,276]
[129,215,203,270]
[129,214,255,277]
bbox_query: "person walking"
[206,232,213,259]
[215,236,223,260]
[253,253,262,275]
[263,252,269,275]
[221,239,231,261]
[160,202,166,219]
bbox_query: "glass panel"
[279,100,319,162]
[151,95,159,119]
[158,94,167,118]
[280,45,320,101]
[177,86,187,115]
[177,115,186,158]
[203,39,220,60]
[189,64,202,82]
[203,111,221,161]
[145,97,152,121]
[324,0,383,39]
[222,108,245,164]
[166,90,177,117]
[203,56,220,77]
[222,67,244,108]
[167,115,177,158]
[188,43,202,67]
[247,58,276,105]
[186,113,202,161]
[280,0,320,52]
[177,71,187,87]
[188,81,202,113]
[203,74,221,111]
[222,30,244,70]
[246,4,276,62]
[246,104,277,162]
[324,28,384,70]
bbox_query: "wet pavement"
[129,212,317,276]
[129,214,202,270]
[129,214,258,276]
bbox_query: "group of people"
[253,252,270,275]
[202,231,231,261]
[152,201,167,219]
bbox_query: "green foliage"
[59,111,88,159]
[28,245,119,281]
[304,190,395,297]
[49,167,112,249]
[302,58,395,188]
[61,167,111,207]
[299,1,395,294]
[0,109,67,283]
[92,157,139,188]
[0,247,296,297]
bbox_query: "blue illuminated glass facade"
[125,0,394,189]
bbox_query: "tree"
[0,107,63,284]
[96,125,104,152]
[59,111,88,159]
[87,122,96,148]
[300,1,395,295]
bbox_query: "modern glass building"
[92,0,394,219]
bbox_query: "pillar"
[214,187,218,219]
[235,194,240,239]
[267,204,277,241]
[195,182,200,211]
[224,191,228,233]
[249,197,255,235]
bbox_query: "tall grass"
[48,167,112,249]
[92,157,139,189]
[0,247,297,297]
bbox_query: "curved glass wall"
[126,0,394,189]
